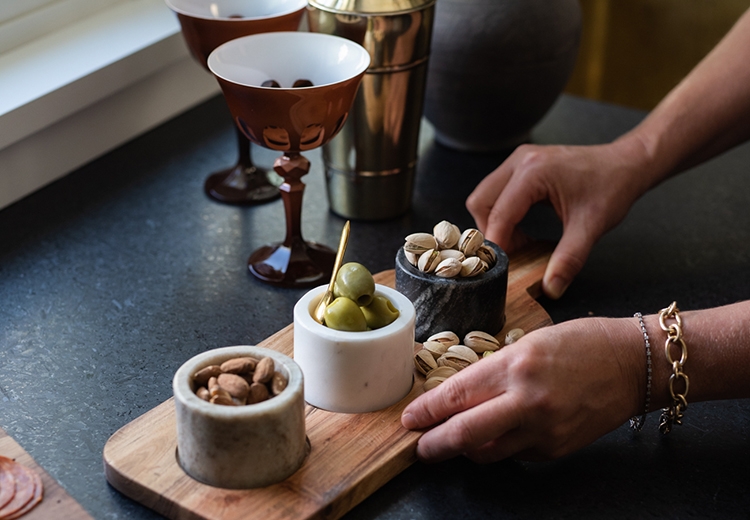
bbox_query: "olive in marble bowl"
[293,284,416,413]
[173,345,308,489]
[395,241,509,342]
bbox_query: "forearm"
[614,8,750,192]
[629,301,750,414]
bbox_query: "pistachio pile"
[192,356,287,406]
[403,220,497,278]
[414,328,525,391]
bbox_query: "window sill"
[0,0,220,210]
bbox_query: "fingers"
[463,428,532,464]
[402,356,508,431]
[542,215,596,299]
[414,392,524,463]
[467,152,544,252]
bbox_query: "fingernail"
[546,276,569,300]
[401,411,417,430]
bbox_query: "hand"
[401,317,643,463]
[466,141,648,299]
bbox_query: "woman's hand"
[466,140,651,299]
[401,317,643,463]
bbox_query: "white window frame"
[0,0,221,210]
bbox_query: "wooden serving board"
[0,427,93,519]
[103,242,553,520]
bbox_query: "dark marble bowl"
[395,241,509,343]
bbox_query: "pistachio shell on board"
[425,366,458,379]
[433,220,461,249]
[460,256,485,277]
[414,349,438,375]
[417,249,441,273]
[427,331,460,347]
[434,257,462,278]
[505,328,525,345]
[458,228,485,257]
[446,344,480,363]
[463,330,501,353]
[422,340,448,360]
[437,356,465,371]
[404,233,438,254]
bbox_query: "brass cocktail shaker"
[307,0,435,220]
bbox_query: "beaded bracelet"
[630,312,652,432]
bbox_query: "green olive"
[333,262,375,307]
[360,295,400,330]
[324,297,367,332]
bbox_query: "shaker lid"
[308,0,434,15]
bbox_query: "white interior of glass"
[165,0,307,20]
[208,32,371,88]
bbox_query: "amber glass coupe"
[165,0,307,205]
[208,32,370,287]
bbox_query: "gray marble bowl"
[395,241,509,342]
[173,345,308,489]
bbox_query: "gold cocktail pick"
[313,220,351,324]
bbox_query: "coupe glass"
[208,32,370,287]
[165,0,307,205]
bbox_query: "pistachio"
[422,340,448,360]
[404,233,438,255]
[482,350,494,358]
[446,344,480,363]
[427,330,460,347]
[433,220,461,249]
[438,345,477,370]
[434,257,462,278]
[475,244,497,268]
[414,349,438,375]
[437,356,466,371]
[423,377,448,391]
[439,249,465,262]
[425,366,458,379]
[417,248,441,273]
[460,256,485,277]
[464,330,501,353]
[505,328,525,345]
[405,251,420,267]
[458,228,485,256]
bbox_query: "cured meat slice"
[0,458,39,519]
[3,470,42,520]
[0,457,16,510]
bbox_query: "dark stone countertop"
[1,94,748,519]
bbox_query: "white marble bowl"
[293,285,416,413]
[173,345,308,489]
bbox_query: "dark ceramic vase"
[424,0,582,152]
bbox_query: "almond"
[217,373,250,399]
[253,357,275,384]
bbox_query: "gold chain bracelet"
[657,302,689,434]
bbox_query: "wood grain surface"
[0,427,93,519]
[103,242,553,520]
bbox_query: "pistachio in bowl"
[395,220,509,342]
